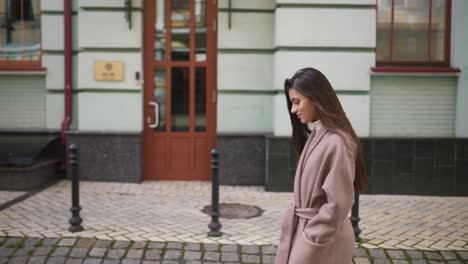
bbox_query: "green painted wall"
[453,0,468,137]
[0,75,46,129]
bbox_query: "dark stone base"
[0,160,60,191]
[217,135,266,186]
[266,137,468,196]
[67,131,142,183]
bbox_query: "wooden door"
[143,0,217,180]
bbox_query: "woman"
[275,68,366,264]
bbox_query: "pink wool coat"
[275,122,356,264]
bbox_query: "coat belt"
[275,205,319,264]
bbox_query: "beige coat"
[275,122,356,264]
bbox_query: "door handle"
[148,101,159,128]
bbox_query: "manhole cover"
[202,203,264,219]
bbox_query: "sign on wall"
[94,61,124,81]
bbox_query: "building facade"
[0,0,467,195]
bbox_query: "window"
[376,0,451,67]
[0,0,41,69]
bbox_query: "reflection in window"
[153,69,166,131]
[0,0,41,61]
[195,67,206,131]
[154,0,166,61]
[376,0,448,64]
[171,0,190,61]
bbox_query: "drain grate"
[202,203,264,219]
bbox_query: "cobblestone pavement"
[0,237,467,264]
[0,191,26,206]
[0,180,467,253]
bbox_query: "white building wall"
[273,2,375,137]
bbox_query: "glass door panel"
[154,0,166,61]
[195,67,206,131]
[153,69,166,131]
[195,0,207,62]
[171,0,191,61]
[171,67,190,131]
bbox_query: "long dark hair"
[284,67,366,192]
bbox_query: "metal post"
[208,149,222,237]
[350,191,361,242]
[68,144,83,232]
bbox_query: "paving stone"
[144,250,162,260]
[353,248,368,258]
[69,248,88,258]
[112,241,130,249]
[161,261,178,264]
[47,257,66,264]
[262,254,275,264]
[130,242,147,249]
[14,247,35,256]
[411,260,429,264]
[141,261,161,264]
[261,245,276,255]
[202,244,219,252]
[58,239,77,247]
[183,251,201,260]
[242,254,261,263]
[369,249,387,259]
[184,261,201,264]
[424,251,444,260]
[33,247,52,256]
[66,258,84,264]
[220,244,238,252]
[353,257,371,264]
[446,261,462,264]
[42,239,58,247]
[76,239,96,249]
[93,241,112,248]
[406,250,424,259]
[147,243,165,250]
[88,248,107,258]
[28,256,47,264]
[221,252,239,262]
[51,247,71,257]
[163,250,181,260]
[107,249,126,259]
[102,260,119,264]
[121,259,141,264]
[127,249,144,259]
[184,243,200,251]
[10,256,29,264]
[441,251,458,260]
[386,250,406,259]
[4,238,24,247]
[456,251,468,259]
[241,245,259,254]
[203,252,220,261]
[0,258,8,264]
[392,260,409,264]
[0,247,15,257]
[373,259,391,264]
[82,258,102,264]
[0,238,5,245]
[165,243,182,250]
[428,261,444,264]
[24,239,41,248]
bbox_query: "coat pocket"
[288,231,335,264]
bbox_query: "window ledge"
[371,67,461,77]
[0,68,47,75]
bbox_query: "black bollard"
[350,191,361,242]
[208,149,222,237]
[68,144,84,232]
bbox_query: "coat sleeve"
[303,137,356,244]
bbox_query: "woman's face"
[288,88,317,124]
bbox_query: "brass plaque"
[94,61,124,81]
